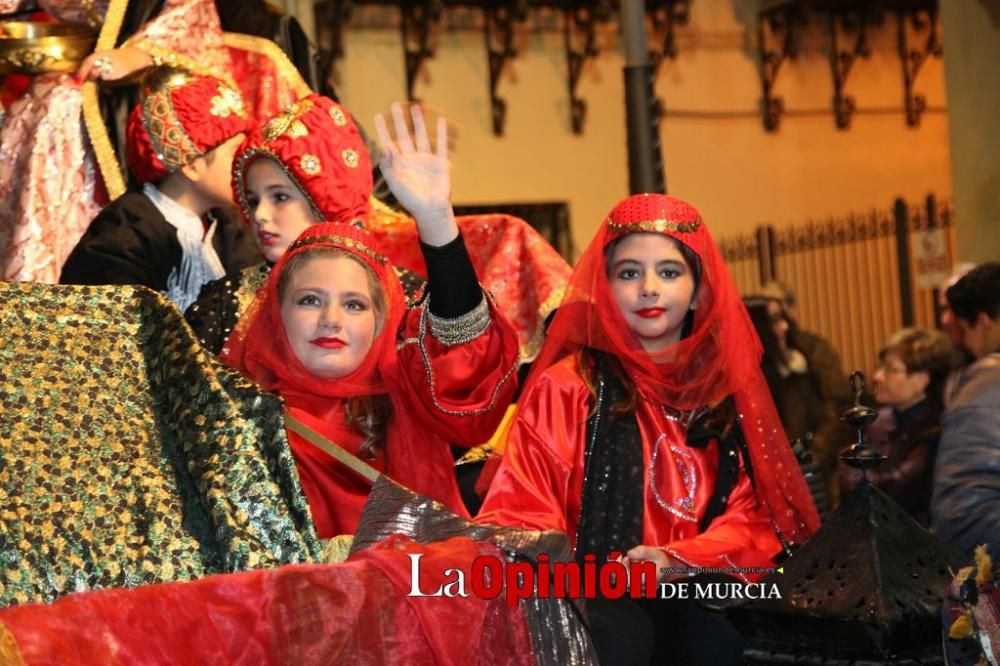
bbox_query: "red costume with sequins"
[222,223,519,538]
[478,194,819,579]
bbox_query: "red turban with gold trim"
[232,94,373,226]
[126,67,250,184]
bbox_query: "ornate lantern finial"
[838,371,886,476]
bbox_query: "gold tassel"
[975,544,994,586]
[82,0,131,200]
[949,613,975,640]
[321,534,355,563]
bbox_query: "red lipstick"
[634,308,665,319]
[258,231,278,247]
[310,337,346,349]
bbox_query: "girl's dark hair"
[278,247,392,460]
[578,348,639,416]
[577,349,737,437]
[344,395,394,462]
[743,297,787,383]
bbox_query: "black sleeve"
[184,276,238,356]
[59,200,171,289]
[419,233,482,318]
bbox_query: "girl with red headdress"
[477,193,820,664]
[184,93,428,354]
[186,93,570,366]
[221,104,520,539]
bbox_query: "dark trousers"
[587,595,745,665]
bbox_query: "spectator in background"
[839,328,952,527]
[760,281,852,409]
[937,263,977,408]
[760,281,853,507]
[932,263,1000,556]
[745,296,838,516]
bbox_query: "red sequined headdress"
[232,94,373,227]
[126,67,250,184]
[532,193,820,547]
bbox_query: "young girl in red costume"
[222,105,520,538]
[183,93,433,354]
[478,193,820,664]
[186,93,570,365]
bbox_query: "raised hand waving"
[374,103,458,247]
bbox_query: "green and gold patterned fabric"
[0,283,322,607]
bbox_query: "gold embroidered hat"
[126,66,250,183]
[232,94,373,226]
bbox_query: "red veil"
[220,222,468,530]
[531,193,819,548]
[222,222,403,400]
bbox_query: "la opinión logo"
[405,551,782,607]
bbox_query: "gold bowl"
[0,22,97,75]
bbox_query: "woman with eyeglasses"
[838,327,953,526]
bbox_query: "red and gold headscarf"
[533,193,820,547]
[220,222,468,517]
[126,67,250,184]
[221,222,405,399]
[232,94,373,227]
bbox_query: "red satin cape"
[0,535,536,665]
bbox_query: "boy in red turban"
[60,67,262,311]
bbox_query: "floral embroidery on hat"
[287,120,309,138]
[300,154,322,175]
[263,99,316,142]
[209,85,247,119]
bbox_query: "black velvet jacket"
[60,192,262,292]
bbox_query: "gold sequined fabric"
[0,282,321,608]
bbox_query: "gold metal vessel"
[0,22,97,75]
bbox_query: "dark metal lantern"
[727,371,965,664]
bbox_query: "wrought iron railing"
[719,195,956,378]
